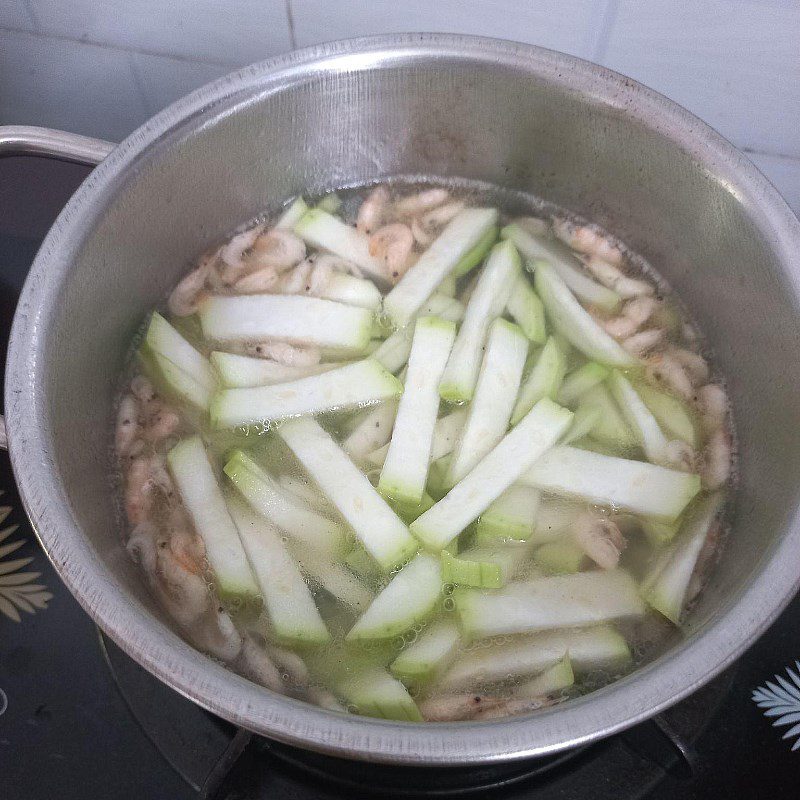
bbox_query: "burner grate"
[99,631,734,800]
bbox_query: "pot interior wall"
[42,50,800,676]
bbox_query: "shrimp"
[234,266,280,293]
[602,296,657,339]
[130,375,156,404]
[418,693,503,722]
[198,607,243,662]
[279,258,333,296]
[305,687,346,712]
[235,635,284,691]
[645,352,694,401]
[552,217,624,265]
[701,428,732,491]
[312,253,363,278]
[369,223,414,283]
[125,456,156,525]
[696,384,728,434]
[472,695,556,720]
[572,512,626,570]
[356,186,389,234]
[581,255,654,298]
[268,646,310,684]
[115,394,141,458]
[168,255,214,316]
[249,229,306,272]
[622,328,665,357]
[245,341,321,366]
[217,225,264,284]
[124,453,175,525]
[142,401,181,444]
[667,346,709,386]
[220,225,263,269]
[663,439,697,473]
[164,506,205,575]
[410,200,466,246]
[394,187,450,218]
[127,522,211,629]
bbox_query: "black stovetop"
[0,155,798,800]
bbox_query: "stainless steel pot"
[1,34,799,765]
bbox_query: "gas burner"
[98,631,734,800]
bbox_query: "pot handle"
[0,126,116,449]
[0,125,115,164]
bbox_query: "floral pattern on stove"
[752,662,800,752]
[0,497,52,622]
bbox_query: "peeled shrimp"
[410,200,466,246]
[248,229,306,272]
[305,687,346,712]
[552,218,624,266]
[268,646,310,684]
[696,384,728,434]
[130,375,156,404]
[369,223,414,282]
[418,693,503,722]
[245,341,321,366]
[234,266,280,293]
[356,186,389,234]
[572,512,626,570]
[622,328,665,357]
[667,346,709,386]
[142,401,181,444]
[279,258,333,296]
[235,635,284,692]
[115,395,141,458]
[168,257,214,316]
[645,352,694,401]
[394,187,450,218]
[581,255,654,298]
[220,225,263,269]
[602,296,657,339]
[164,506,206,573]
[127,522,211,629]
[198,607,243,662]
[663,439,697,473]
[125,456,156,525]
[472,695,554,721]
[701,428,732,491]
[312,253,363,278]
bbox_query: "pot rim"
[6,33,800,765]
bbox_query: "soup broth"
[115,180,733,723]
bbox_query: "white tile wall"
[601,0,800,158]
[0,28,147,142]
[289,0,607,61]
[25,0,292,65]
[131,54,230,117]
[0,0,797,211]
[3,0,36,28]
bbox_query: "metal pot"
[1,34,799,765]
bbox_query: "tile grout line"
[0,23,241,69]
[285,0,297,50]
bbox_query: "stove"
[0,155,797,800]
